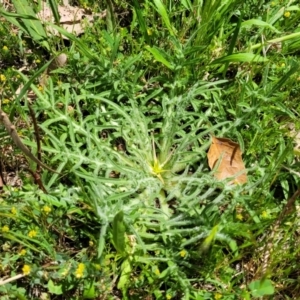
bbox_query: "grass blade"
[48,0,60,24]
[145,46,174,69]
[152,0,176,36]
[132,0,150,44]
[46,24,99,61]
[211,53,268,64]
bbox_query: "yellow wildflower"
[89,240,94,247]
[11,207,17,215]
[22,264,31,275]
[166,294,172,300]
[0,74,6,82]
[2,98,10,104]
[38,85,44,91]
[284,11,291,18]
[147,28,153,36]
[261,211,269,219]
[75,263,85,278]
[154,268,160,275]
[180,250,187,258]
[19,249,26,256]
[42,205,51,214]
[214,293,222,300]
[35,59,41,64]
[2,225,9,232]
[236,213,244,221]
[2,46,8,51]
[28,230,37,238]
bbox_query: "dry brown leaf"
[36,1,106,37]
[207,136,247,184]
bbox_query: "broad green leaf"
[12,289,27,300]
[211,53,268,64]
[112,211,126,255]
[48,280,63,295]
[12,0,49,50]
[241,19,281,33]
[145,46,174,69]
[117,259,132,290]
[152,0,176,36]
[83,280,96,299]
[249,279,274,297]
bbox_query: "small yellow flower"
[38,85,44,91]
[180,249,187,258]
[22,264,31,275]
[284,11,291,18]
[0,74,6,82]
[2,46,8,51]
[19,249,26,256]
[11,207,17,215]
[236,213,244,221]
[75,263,85,278]
[147,28,153,36]
[281,62,285,67]
[214,293,222,300]
[2,225,9,233]
[154,268,160,275]
[28,230,37,238]
[35,59,41,64]
[89,240,94,247]
[2,98,10,104]
[261,211,269,219]
[42,205,51,215]
[166,294,172,300]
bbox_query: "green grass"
[0,0,300,299]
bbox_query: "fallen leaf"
[207,136,247,184]
[36,1,106,37]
